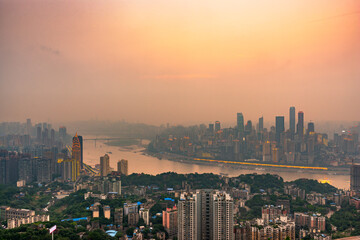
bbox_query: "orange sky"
[0,0,359,125]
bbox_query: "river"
[83,137,350,190]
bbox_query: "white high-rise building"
[178,190,234,240]
[100,154,110,177]
[178,192,201,240]
[212,191,234,240]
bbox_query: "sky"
[0,0,359,126]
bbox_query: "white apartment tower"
[178,190,234,240]
[212,191,234,240]
[178,192,201,240]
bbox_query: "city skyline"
[1,0,360,124]
[1,1,360,239]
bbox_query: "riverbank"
[143,150,351,176]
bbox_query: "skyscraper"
[245,120,252,136]
[275,116,285,144]
[350,164,360,191]
[36,126,41,143]
[297,111,304,138]
[100,154,110,177]
[215,121,221,132]
[237,113,244,137]
[43,128,49,145]
[59,126,67,140]
[26,118,32,136]
[77,135,83,168]
[117,159,128,176]
[289,107,295,135]
[72,133,81,181]
[208,124,214,133]
[307,122,315,134]
[50,129,55,146]
[258,116,264,132]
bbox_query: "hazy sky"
[1,0,359,126]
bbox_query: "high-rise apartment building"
[212,191,234,240]
[124,203,138,215]
[18,157,33,184]
[117,159,128,176]
[200,189,213,240]
[100,154,110,177]
[34,157,51,183]
[139,208,150,225]
[178,190,233,240]
[262,141,271,162]
[163,206,178,238]
[128,212,139,226]
[178,192,201,240]
[350,164,360,191]
[103,205,111,219]
[114,208,123,225]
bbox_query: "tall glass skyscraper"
[297,111,304,138]
[258,116,264,132]
[72,133,81,181]
[289,106,295,134]
[237,113,244,137]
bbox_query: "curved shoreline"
[143,150,350,176]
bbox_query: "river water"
[83,137,350,190]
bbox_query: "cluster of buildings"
[152,108,359,167]
[0,119,74,185]
[76,175,122,195]
[294,213,326,232]
[98,154,128,177]
[89,201,151,229]
[235,222,296,240]
[0,119,132,187]
[0,206,49,229]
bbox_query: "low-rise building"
[7,215,49,229]
[0,206,35,221]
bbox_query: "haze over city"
[1,0,360,125]
[2,1,360,240]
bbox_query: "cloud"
[39,45,61,56]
